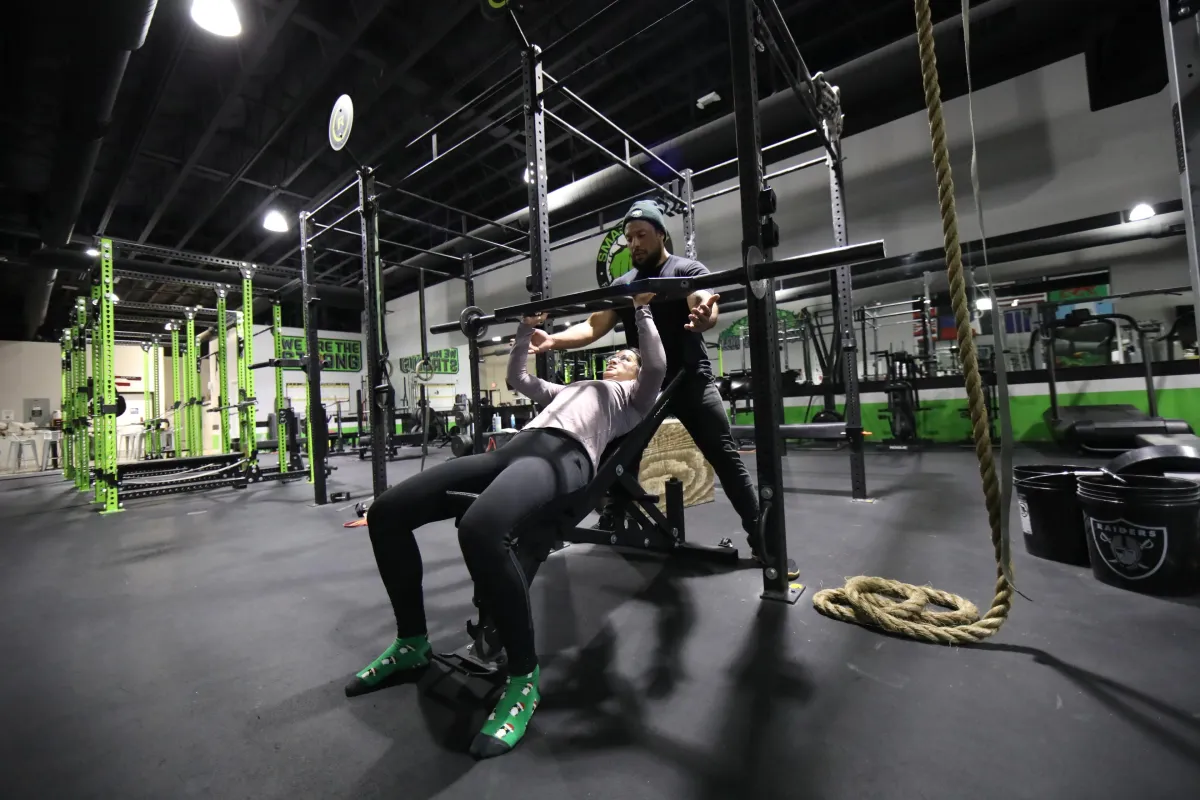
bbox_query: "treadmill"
[1041,309,1193,454]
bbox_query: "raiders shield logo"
[1088,517,1169,580]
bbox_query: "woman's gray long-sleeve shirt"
[507,305,667,471]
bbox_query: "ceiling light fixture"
[86,248,100,257]
[975,297,993,312]
[262,209,289,233]
[1128,202,1156,222]
[696,91,721,110]
[190,0,242,37]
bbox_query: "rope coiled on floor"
[810,0,1013,645]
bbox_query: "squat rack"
[422,0,877,604]
[59,238,305,512]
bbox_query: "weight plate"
[328,94,355,152]
[811,410,843,424]
[460,305,489,340]
[116,394,127,417]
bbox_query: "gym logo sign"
[1087,517,1168,580]
[595,226,673,288]
[280,336,362,372]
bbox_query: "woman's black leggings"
[366,429,593,675]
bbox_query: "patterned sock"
[344,635,430,697]
[469,666,541,759]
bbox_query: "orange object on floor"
[343,518,368,528]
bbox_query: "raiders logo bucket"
[1076,474,1200,596]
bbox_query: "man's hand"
[685,293,720,332]
[632,292,655,307]
[527,327,556,355]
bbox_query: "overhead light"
[1011,299,1020,307]
[86,248,100,257]
[262,209,289,233]
[976,297,993,312]
[492,336,502,342]
[190,0,242,37]
[523,166,532,184]
[1128,202,1156,222]
[696,91,721,110]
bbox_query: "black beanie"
[623,200,667,234]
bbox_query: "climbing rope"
[811,0,1013,645]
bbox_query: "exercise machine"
[873,351,929,451]
[1039,308,1193,453]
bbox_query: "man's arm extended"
[529,309,619,353]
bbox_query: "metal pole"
[524,46,554,381]
[300,211,328,504]
[729,0,794,604]
[828,135,866,500]
[273,301,286,474]
[682,168,697,259]
[170,324,182,457]
[216,287,231,453]
[462,254,484,456]
[360,168,389,498]
[185,311,199,457]
[1160,0,1200,363]
[97,239,121,513]
[239,266,257,469]
[418,266,429,457]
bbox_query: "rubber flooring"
[1,447,1198,799]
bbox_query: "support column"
[90,283,102,502]
[239,265,258,469]
[151,337,161,457]
[523,46,554,381]
[300,211,328,504]
[216,287,231,454]
[1160,0,1200,346]
[463,254,484,456]
[61,330,73,480]
[170,323,182,457]
[185,310,199,457]
[360,168,389,499]
[728,0,795,603]
[97,238,121,514]
[74,299,89,489]
[141,343,152,460]
[273,301,287,474]
[829,144,867,500]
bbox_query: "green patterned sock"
[344,635,430,697]
[469,666,541,759]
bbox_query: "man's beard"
[630,243,663,270]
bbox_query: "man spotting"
[528,199,787,570]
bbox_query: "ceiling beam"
[135,0,302,244]
[212,3,480,263]
[170,0,395,255]
[96,16,192,236]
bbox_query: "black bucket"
[1076,474,1200,596]
[1014,466,1098,566]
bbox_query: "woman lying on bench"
[347,292,665,759]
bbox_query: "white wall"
[0,341,62,424]
[385,55,1189,379]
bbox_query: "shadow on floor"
[542,597,821,798]
[976,642,1200,766]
